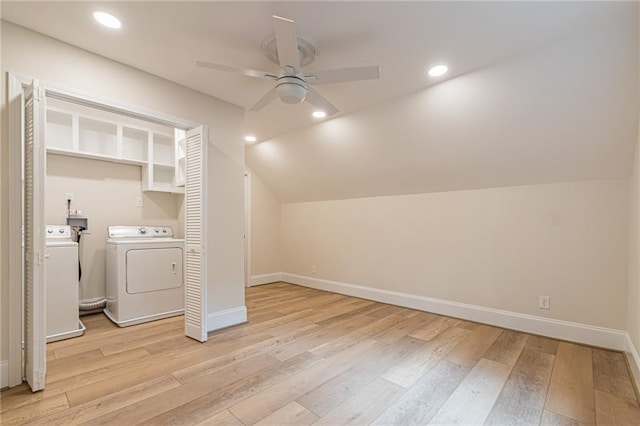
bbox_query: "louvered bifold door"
[24,80,47,391]
[184,126,208,342]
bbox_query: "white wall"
[282,180,629,330]
[45,154,181,302]
[626,6,640,383]
[628,128,640,367]
[1,22,245,368]
[249,170,282,280]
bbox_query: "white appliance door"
[184,125,208,342]
[126,247,183,294]
[24,80,47,391]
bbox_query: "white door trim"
[7,73,29,387]
[244,171,252,287]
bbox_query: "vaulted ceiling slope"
[246,4,639,202]
[2,2,638,203]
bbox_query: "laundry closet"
[43,97,187,340]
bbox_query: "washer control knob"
[139,227,147,234]
[154,228,160,234]
[47,228,53,234]
[59,228,65,233]
[162,228,167,233]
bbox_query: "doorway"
[7,73,209,391]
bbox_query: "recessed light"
[93,11,122,29]
[244,135,257,143]
[428,65,448,77]
[312,111,327,118]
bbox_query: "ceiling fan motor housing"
[275,76,308,104]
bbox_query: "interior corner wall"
[281,179,629,330]
[249,170,282,280]
[628,126,640,352]
[627,9,640,356]
[1,21,246,366]
[45,154,181,302]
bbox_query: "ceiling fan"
[196,15,381,116]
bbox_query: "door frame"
[7,72,204,388]
[244,171,252,287]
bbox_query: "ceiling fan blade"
[196,61,277,80]
[305,86,339,116]
[305,65,381,85]
[273,15,301,72]
[249,87,278,112]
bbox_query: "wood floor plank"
[594,389,640,426]
[142,351,324,426]
[86,353,282,425]
[372,360,469,426]
[268,314,373,361]
[540,409,586,425]
[408,315,459,342]
[172,324,319,385]
[254,401,319,426]
[545,342,596,424]
[382,326,470,388]
[373,311,435,344]
[29,375,181,425]
[526,334,560,355]
[313,378,406,426]
[484,347,555,425]
[444,324,503,368]
[46,347,149,383]
[428,358,512,425]
[297,336,423,417]
[229,339,380,425]
[309,313,406,358]
[483,330,529,366]
[592,348,637,401]
[192,410,244,426]
[0,393,69,425]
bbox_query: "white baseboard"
[1,360,8,389]
[625,333,640,392]
[207,306,247,332]
[249,273,283,287]
[281,273,627,351]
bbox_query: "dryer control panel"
[46,225,72,239]
[108,225,174,239]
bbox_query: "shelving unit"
[175,129,186,187]
[45,104,184,194]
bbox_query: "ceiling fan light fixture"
[428,65,448,77]
[312,110,327,118]
[93,11,122,29]
[276,77,307,104]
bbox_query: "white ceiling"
[2,1,638,202]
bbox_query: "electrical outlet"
[65,192,74,202]
[136,196,144,207]
[539,295,550,310]
[311,265,317,274]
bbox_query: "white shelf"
[46,109,73,151]
[122,126,148,162]
[78,116,117,157]
[45,104,185,194]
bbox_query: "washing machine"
[105,225,184,327]
[46,225,85,342]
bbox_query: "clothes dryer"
[105,225,184,327]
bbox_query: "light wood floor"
[2,282,639,425]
